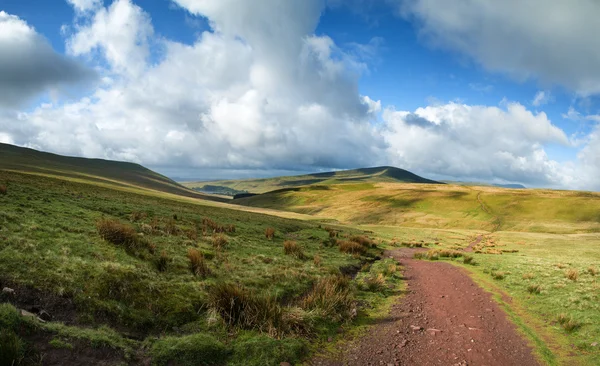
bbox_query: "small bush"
[0,184,6,195]
[96,219,145,251]
[283,241,305,260]
[0,329,25,366]
[188,248,210,277]
[491,271,506,280]
[527,284,542,294]
[156,250,169,272]
[588,267,598,276]
[150,333,229,366]
[557,313,581,332]
[212,235,228,250]
[565,269,578,281]
[338,240,366,255]
[301,275,355,322]
[265,227,275,240]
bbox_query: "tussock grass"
[463,255,475,265]
[588,266,598,276]
[265,227,275,240]
[313,254,321,267]
[565,269,579,281]
[338,240,366,255]
[150,333,229,366]
[557,313,582,332]
[527,284,542,294]
[363,273,386,292]
[96,218,148,252]
[0,184,6,195]
[0,329,25,366]
[301,275,354,322]
[349,235,375,248]
[208,283,310,337]
[522,272,535,280]
[283,240,306,260]
[212,234,228,250]
[491,270,507,280]
[187,248,210,277]
[155,250,169,272]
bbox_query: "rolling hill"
[0,142,222,201]
[183,166,441,195]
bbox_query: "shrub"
[265,227,275,240]
[0,184,6,195]
[208,283,309,336]
[150,333,230,366]
[212,235,228,250]
[313,255,321,267]
[156,251,169,272]
[188,248,210,277]
[283,241,306,260]
[301,275,355,322]
[96,219,145,251]
[527,284,542,294]
[565,269,579,281]
[338,240,366,255]
[557,313,581,332]
[588,266,598,276]
[0,329,25,366]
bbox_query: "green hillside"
[183,166,441,195]
[0,143,221,201]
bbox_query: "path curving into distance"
[312,248,540,366]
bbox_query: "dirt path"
[464,235,483,252]
[311,248,540,366]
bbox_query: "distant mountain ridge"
[183,166,442,195]
[0,143,221,200]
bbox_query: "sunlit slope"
[0,142,221,201]
[183,166,441,194]
[235,182,600,233]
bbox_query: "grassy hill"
[0,151,402,365]
[235,182,600,233]
[183,166,441,195]
[0,143,221,201]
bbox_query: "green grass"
[0,169,397,364]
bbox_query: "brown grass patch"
[588,266,598,276]
[283,240,306,260]
[187,248,210,277]
[301,275,355,322]
[96,218,146,251]
[265,227,275,240]
[313,255,321,267]
[565,269,578,281]
[337,240,366,255]
[155,250,169,272]
[0,184,6,195]
[212,234,228,250]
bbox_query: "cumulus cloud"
[66,0,102,13]
[381,101,576,187]
[1,0,384,171]
[0,11,95,107]
[399,0,600,95]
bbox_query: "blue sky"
[1,0,599,190]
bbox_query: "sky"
[0,0,599,190]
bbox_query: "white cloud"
[0,11,94,107]
[381,101,578,187]
[66,0,102,13]
[67,0,154,77]
[532,91,551,107]
[399,0,600,95]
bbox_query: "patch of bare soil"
[311,248,540,366]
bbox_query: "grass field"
[0,169,402,365]
[236,181,600,364]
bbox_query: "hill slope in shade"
[0,143,221,201]
[184,166,441,195]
